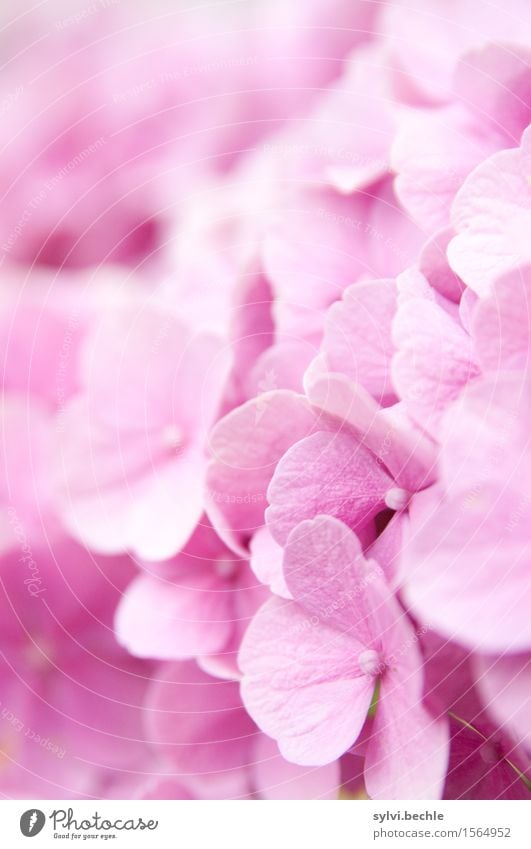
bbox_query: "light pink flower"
[391,268,480,438]
[57,304,231,559]
[240,514,449,799]
[115,518,267,680]
[145,660,340,799]
[401,372,531,652]
[381,0,531,102]
[321,279,398,404]
[262,178,423,340]
[206,390,328,555]
[0,0,376,271]
[471,265,531,372]
[392,44,531,231]
[265,428,392,551]
[1,0,530,802]
[270,43,398,194]
[448,126,531,295]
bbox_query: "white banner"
[1,800,528,848]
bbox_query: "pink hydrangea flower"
[448,126,531,294]
[401,372,531,653]
[380,0,531,102]
[56,303,231,560]
[240,515,449,799]
[392,44,531,231]
[0,0,374,270]
[145,660,340,799]
[1,0,530,803]
[115,517,267,680]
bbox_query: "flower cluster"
[1,0,530,800]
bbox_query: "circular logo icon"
[20,810,46,837]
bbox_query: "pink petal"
[366,512,407,582]
[58,403,205,559]
[277,43,395,194]
[282,515,383,641]
[323,279,397,402]
[115,572,232,660]
[82,304,229,435]
[146,661,257,799]
[365,672,449,799]
[266,431,391,547]
[392,104,495,231]
[472,266,531,372]
[199,563,269,681]
[262,189,367,317]
[459,286,478,334]
[205,390,325,554]
[438,372,531,497]
[391,293,480,437]
[246,339,316,398]
[423,376,531,648]
[226,271,275,404]
[239,596,374,765]
[306,373,437,490]
[250,525,291,599]
[262,180,422,338]
[402,485,531,652]
[453,43,531,142]
[448,127,531,295]
[252,734,340,800]
[381,0,531,102]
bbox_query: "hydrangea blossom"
[0,0,530,802]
